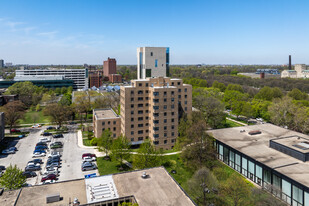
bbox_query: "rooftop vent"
[141,172,150,179]
[293,142,309,150]
[248,130,262,135]
[46,193,60,203]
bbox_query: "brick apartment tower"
[120,77,192,150]
[103,58,122,83]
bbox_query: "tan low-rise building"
[93,109,121,138]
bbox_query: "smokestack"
[289,55,291,70]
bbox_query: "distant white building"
[137,47,169,79]
[281,64,309,78]
[15,68,88,90]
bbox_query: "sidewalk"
[77,130,105,157]
[226,117,247,126]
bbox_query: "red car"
[41,174,57,182]
[10,129,21,133]
[82,153,96,159]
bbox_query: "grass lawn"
[97,157,132,176]
[83,139,92,146]
[225,119,244,128]
[162,154,194,189]
[19,110,51,124]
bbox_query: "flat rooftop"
[10,167,195,206]
[208,123,309,188]
[94,109,119,120]
[272,136,309,153]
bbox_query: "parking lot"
[0,125,99,186]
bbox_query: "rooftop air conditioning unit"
[46,193,60,203]
[248,130,262,135]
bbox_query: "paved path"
[226,117,247,126]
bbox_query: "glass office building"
[210,124,309,206]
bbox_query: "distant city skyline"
[1,0,309,65]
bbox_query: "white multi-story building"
[15,68,88,90]
[137,47,169,79]
[281,64,309,79]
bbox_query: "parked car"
[82,153,96,159]
[10,129,21,133]
[52,134,63,138]
[2,149,15,154]
[8,147,17,151]
[42,132,52,136]
[81,162,97,171]
[42,170,59,176]
[18,134,26,139]
[83,156,96,162]
[48,156,61,162]
[48,152,61,158]
[39,138,51,143]
[25,165,41,171]
[36,142,47,146]
[50,143,63,149]
[46,166,58,172]
[40,180,56,185]
[32,124,41,128]
[47,159,60,165]
[33,149,46,154]
[46,126,55,130]
[41,174,57,182]
[35,145,48,150]
[0,165,5,171]
[22,171,37,178]
[28,159,43,164]
[46,162,60,168]
[27,162,40,167]
[33,152,46,157]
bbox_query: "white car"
[33,152,46,157]
[32,124,41,128]
[27,162,40,167]
[83,156,96,162]
[39,138,51,143]
[42,170,59,176]
[40,180,56,185]
[48,152,61,158]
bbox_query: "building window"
[146,110,149,113]
[145,103,149,106]
[131,131,134,135]
[138,130,143,134]
[171,98,174,102]
[185,95,187,98]
[138,124,143,127]
[164,112,167,116]
[171,112,174,116]
[113,127,116,131]
[113,134,116,137]
[102,128,105,131]
[139,83,142,87]
[171,91,174,95]
[153,141,159,145]
[153,106,159,110]
[171,125,174,129]
[108,121,110,125]
[164,105,167,109]
[177,82,180,85]
[164,119,167,123]
[146,117,149,120]
[138,110,143,114]
[145,123,149,126]
[150,52,153,56]
[153,127,159,131]
[178,89,181,92]
[131,91,134,95]
[138,104,143,108]
[131,138,134,141]
[113,121,116,125]
[131,118,134,121]
[164,91,167,96]
[171,132,175,136]
[138,117,143,121]
[131,125,134,128]
[185,101,187,105]
[153,120,159,124]
[131,98,134,101]
[171,105,174,109]
[146,97,149,100]
[154,134,159,138]
[153,99,159,103]
[138,137,143,141]
[164,98,167,102]
[164,140,167,144]
[172,82,174,86]
[146,90,149,93]
[164,126,167,130]
[178,95,181,99]
[154,113,159,117]
[138,90,143,94]
[146,129,149,133]
[164,133,167,137]
[153,92,159,96]
[146,83,149,87]
[171,139,175,143]
[138,97,143,101]
[102,122,105,126]
[131,104,134,108]
[131,111,134,115]
[185,107,187,111]
[185,88,187,92]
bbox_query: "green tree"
[1,100,26,132]
[97,129,113,158]
[220,173,251,206]
[133,140,163,169]
[188,167,219,206]
[288,88,308,100]
[254,86,283,101]
[0,165,26,190]
[226,84,244,93]
[212,80,226,92]
[110,135,131,170]
[44,103,72,127]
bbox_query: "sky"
[0,0,309,65]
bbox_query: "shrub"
[90,138,98,146]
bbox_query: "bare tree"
[1,101,26,132]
